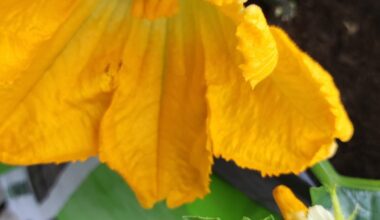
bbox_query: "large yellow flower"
[0,0,352,208]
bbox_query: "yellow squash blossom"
[273,185,352,220]
[0,0,352,208]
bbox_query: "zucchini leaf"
[311,161,380,220]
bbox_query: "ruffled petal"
[205,3,278,87]
[0,0,122,164]
[236,5,278,87]
[99,0,214,209]
[206,25,353,175]
[100,0,278,208]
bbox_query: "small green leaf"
[311,161,380,220]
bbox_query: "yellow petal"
[205,3,278,87]
[236,5,278,87]
[99,0,277,208]
[0,0,122,164]
[99,0,214,209]
[273,185,308,220]
[0,0,81,81]
[206,26,353,175]
[131,0,178,19]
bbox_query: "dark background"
[249,0,380,179]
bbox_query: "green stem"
[347,205,360,220]
[311,161,380,191]
[311,160,380,220]
[330,187,344,220]
[310,160,338,188]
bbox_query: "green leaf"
[58,165,279,220]
[311,161,380,220]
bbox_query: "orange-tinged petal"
[236,5,278,87]
[0,0,123,164]
[99,0,214,209]
[131,0,178,19]
[298,44,353,142]
[273,185,308,220]
[206,0,245,22]
[99,0,278,208]
[0,0,81,81]
[205,2,278,87]
[206,25,353,176]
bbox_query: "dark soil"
[250,0,380,179]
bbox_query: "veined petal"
[131,0,178,19]
[0,0,123,164]
[0,0,81,81]
[100,0,278,208]
[99,0,213,209]
[131,0,278,86]
[206,25,353,175]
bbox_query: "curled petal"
[100,0,279,208]
[236,5,278,87]
[207,26,353,176]
[206,2,278,87]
